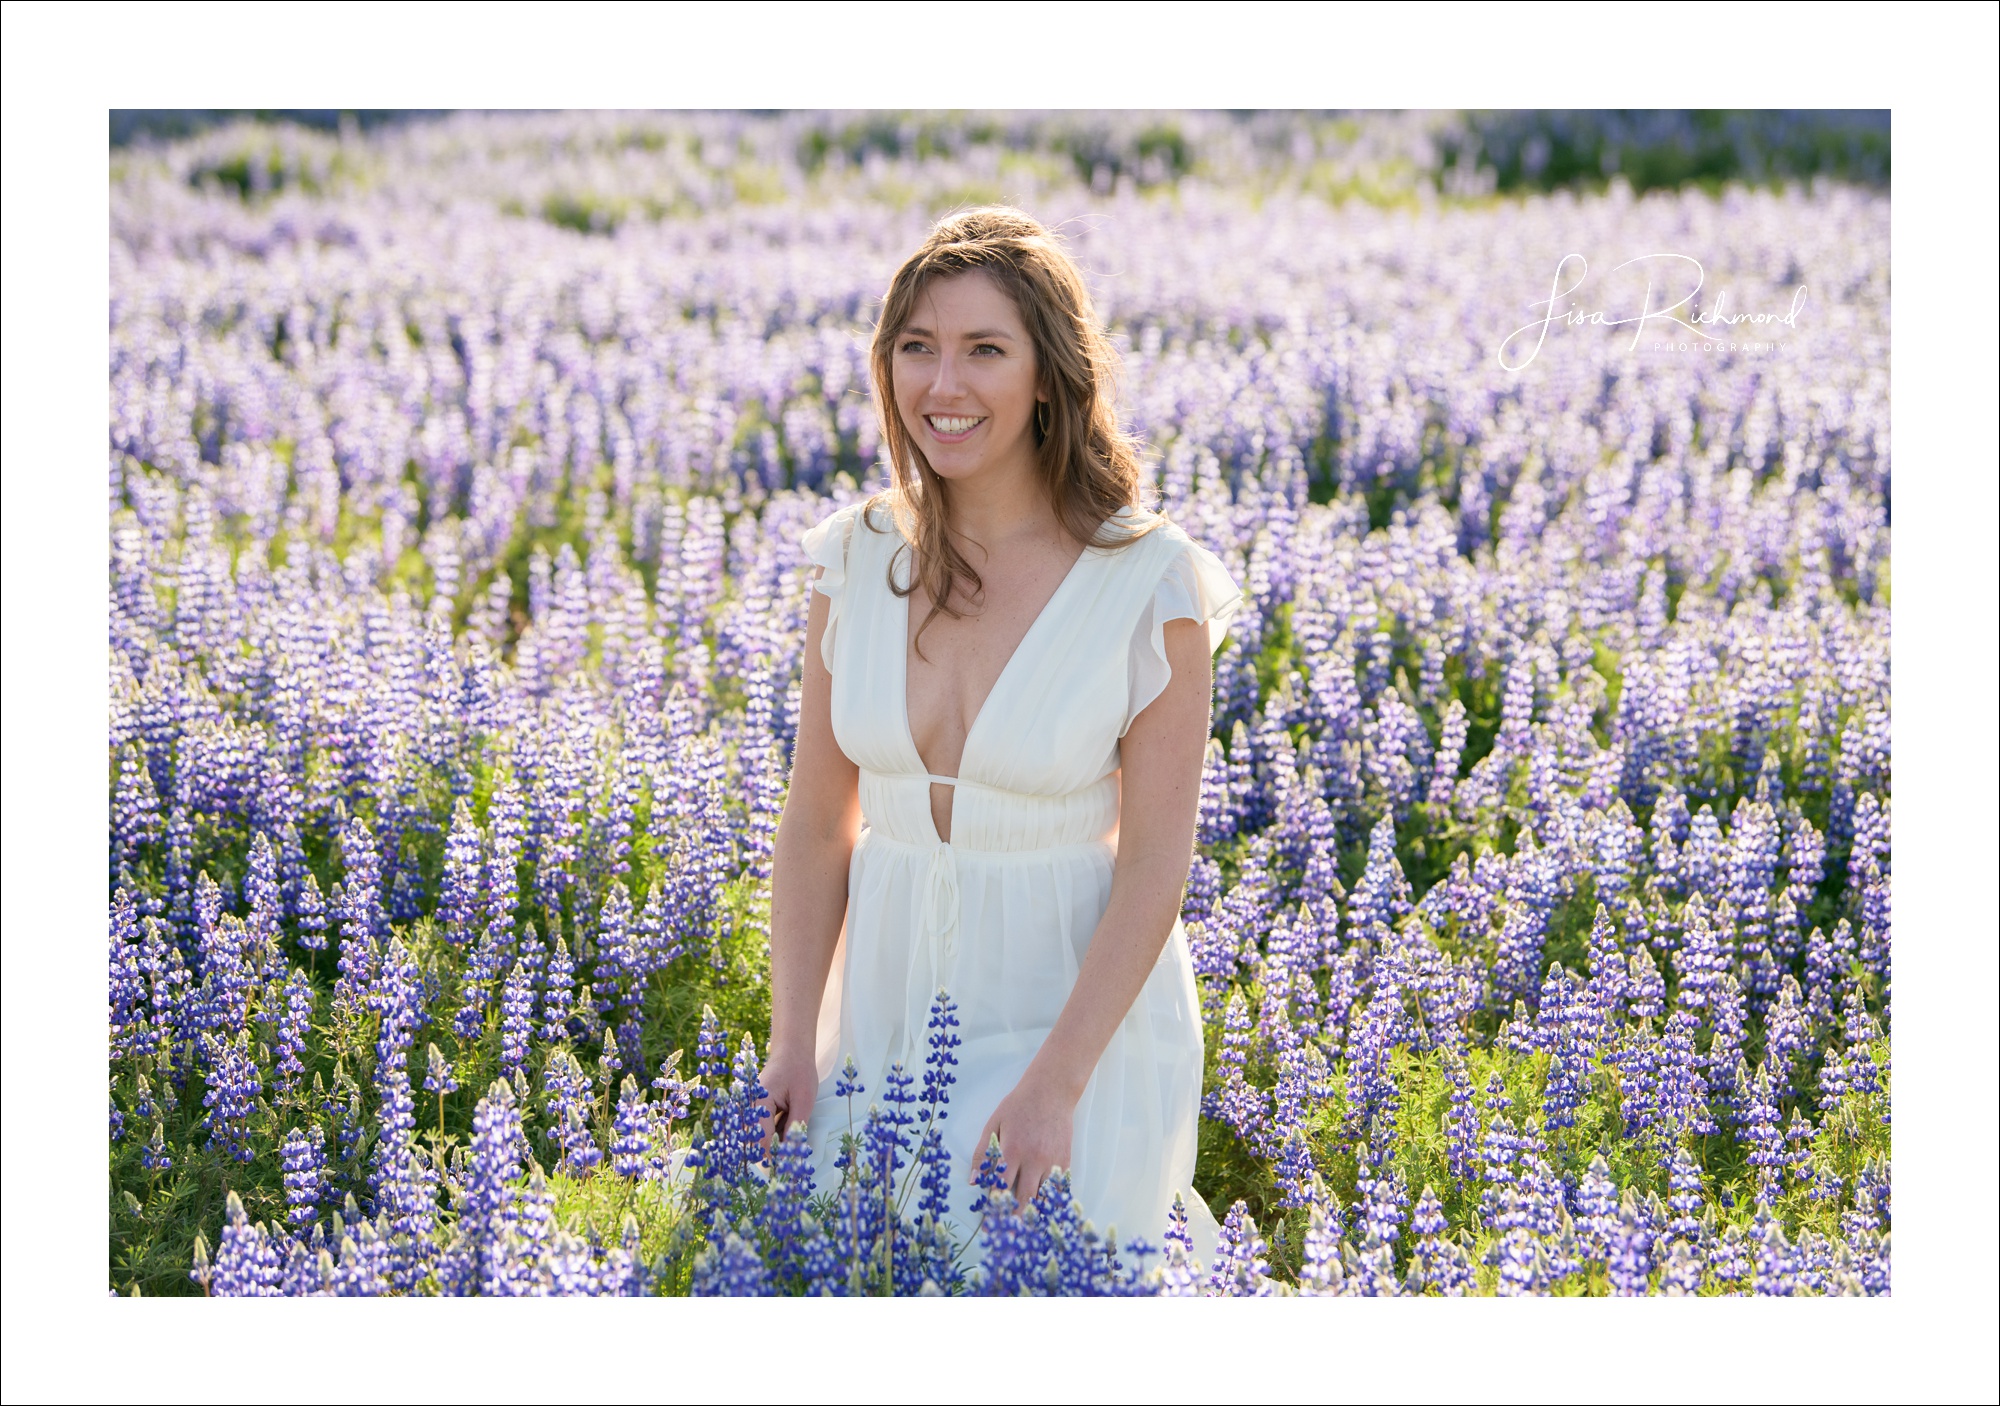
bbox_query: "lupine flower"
[244,832,283,960]
[1627,947,1666,1021]
[1494,1226,1545,1297]
[542,1049,600,1176]
[919,990,960,1118]
[1294,1193,1346,1297]
[756,1125,823,1287]
[424,1043,459,1097]
[141,1121,172,1174]
[541,933,577,1044]
[295,871,329,953]
[691,1232,771,1297]
[1207,1201,1278,1297]
[199,1031,261,1163]
[1660,1238,1704,1295]
[1607,1194,1652,1295]
[694,1006,728,1096]
[610,1076,651,1179]
[651,1049,693,1129]
[596,1028,625,1093]
[442,1083,524,1295]
[1358,1165,1406,1247]
[204,1192,285,1297]
[1708,1224,1753,1292]
[1666,1142,1706,1246]
[333,817,385,1010]
[498,959,533,1078]
[273,966,314,1095]
[1272,1129,1317,1211]
[1742,1063,1787,1205]
[439,800,484,947]
[281,1126,327,1231]
[1574,1155,1619,1265]
[1753,1212,1797,1296]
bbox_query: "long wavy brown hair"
[864,206,1159,657]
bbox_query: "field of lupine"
[107,111,1891,1296]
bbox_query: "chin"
[926,463,983,487]
[922,449,987,481]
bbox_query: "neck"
[937,450,1056,549]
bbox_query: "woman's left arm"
[973,614,1213,1203]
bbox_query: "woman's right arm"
[760,570,860,1142]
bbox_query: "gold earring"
[1035,400,1051,436]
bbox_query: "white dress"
[797,497,1243,1261]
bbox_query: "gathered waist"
[857,827,1114,865]
[857,765,1118,851]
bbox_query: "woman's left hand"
[972,1070,1077,1206]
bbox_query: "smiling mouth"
[925,414,986,436]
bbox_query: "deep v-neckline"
[896,521,1108,786]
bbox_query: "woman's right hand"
[757,1041,821,1151]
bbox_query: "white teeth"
[928,415,983,434]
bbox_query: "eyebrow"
[899,325,1018,341]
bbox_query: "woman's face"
[891,269,1045,486]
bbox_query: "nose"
[928,347,967,401]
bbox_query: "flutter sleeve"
[799,501,860,674]
[1122,533,1246,737]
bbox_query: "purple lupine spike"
[1573,1155,1619,1266]
[1741,1062,1786,1206]
[1704,973,1749,1125]
[483,775,525,939]
[332,819,384,1011]
[109,888,150,1060]
[693,1006,727,1095]
[611,1075,650,1178]
[441,1079,525,1296]
[634,881,671,975]
[1627,946,1666,1021]
[199,1030,261,1164]
[596,1028,625,1094]
[1196,737,1238,847]
[114,743,163,867]
[542,1048,600,1176]
[1607,1192,1653,1295]
[439,798,484,947]
[498,958,533,1079]
[295,870,329,952]
[1673,893,1723,1012]
[1207,1201,1278,1297]
[274,966,314,1095]
[205,1192,285,1297]
[424,1042,459,1097]
[919,989,960,1118]
[281,1125,328,1231]
[541,931,576,1043]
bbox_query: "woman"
[759,207,1241,1260]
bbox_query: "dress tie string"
[902,838,959,1071]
